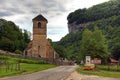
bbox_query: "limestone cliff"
[68,22,90,33]
[67,0,119,33]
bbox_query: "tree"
[67,0,120,24]
[0,19,31,53]
[80,27,108,59]
[0,37,14,52]
[80,28,92,56]
[23,30,31,43]
[53,44,66,58]
[108,27,120,60]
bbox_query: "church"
[24,14,58,59]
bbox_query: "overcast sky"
[0,0,109,41]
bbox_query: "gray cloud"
[0,12,13,17]
[0,0,71,17]
[0,0,71,41]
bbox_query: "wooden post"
[0,60,1,72]
[117,63,119,71]
[18,62,20,71]
[108,63,110,71]
[15,63,17,71]
[11,63,13,71]
[7,62,9,70]
[5,60,8,72]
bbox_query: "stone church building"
[24,14,58,59]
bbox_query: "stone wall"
[0,50,22,58]
[32,35,47,58]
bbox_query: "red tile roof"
[110,58,119,63]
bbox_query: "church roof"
[32,14,48,22]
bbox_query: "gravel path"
[0,66,77,80]
[66,71,120,80]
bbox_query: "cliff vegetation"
[54,0,120,62]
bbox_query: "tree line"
[67,0,120,24]
[54,25,119,62]
[0,19,31,54]
[53,0,120,62]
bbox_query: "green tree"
[23,30,31,43]
[53,44,66,58]
[67,0,119,24]
[80,29,92,57]
[108,27,120,60]
[0,37,14,52]
[80,27,108,59]
[0,19,31,53]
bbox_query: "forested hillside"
[0,19,31,54]
[67,0,120,24]
[54,0,120,61]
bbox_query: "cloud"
[0,0,71,18]
[0,0,109,41]
[0,0,70,40]
[0,12,13,17]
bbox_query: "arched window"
[38,22,41,28]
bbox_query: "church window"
[38,22,41,28]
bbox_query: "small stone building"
[24,14,58,59]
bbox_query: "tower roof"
[32,14,48,22]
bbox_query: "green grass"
[0,63,56,77]
[0,55,56,77]
[98,65,120,71]
[77,65,120,78]
[0,55,47,64]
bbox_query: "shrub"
[0,55,47,64]
[15,58,47,64]
[98,65,120,71]
[0,56,10,60]
[14,50,23,54]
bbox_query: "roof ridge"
[32,14,48,22]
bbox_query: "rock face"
[68,22,90,33]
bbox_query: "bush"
[0,56,10,60]
[15,58,47,64]
[0,55,47,64]
[98,65,120,71]
[14,50,23,54]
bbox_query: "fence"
[0,50,74,66]
[0,59,20,72]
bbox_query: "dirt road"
[0,66,77,80]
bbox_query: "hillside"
[0,19,30,53]
[67,0,120,33]
[54,0,120,61]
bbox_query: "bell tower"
[32,14,48,58]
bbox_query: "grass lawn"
[77,65,120,78]
[0,63,56,77]
[0,55,56,78]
